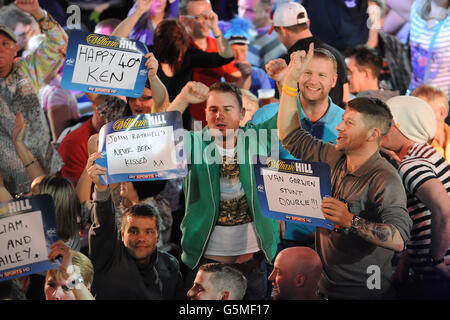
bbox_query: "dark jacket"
[89,188,184,300]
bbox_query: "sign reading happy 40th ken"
[61,30,149,98]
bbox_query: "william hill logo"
[86,34,119,48]
[112,115,166,131]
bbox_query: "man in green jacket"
[168,81,280,299]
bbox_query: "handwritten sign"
[0,195,59,282]
[254,156,334,230]
[61,30,149,97]
[97,111,187,184]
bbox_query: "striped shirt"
[409,0,450,98]
[399,143,450,279]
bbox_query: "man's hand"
[180,81,209,105]
[265,58,287,83]
[145,52,159,80]
[86,152,107,191]
[321,197,353,228]
[235,62,252,78]
[136,0,153,15]
[87,134,99,156]
[202,9,220,34]
[48,240,73,280]
[284,42,315,84]
[15,0,44,21]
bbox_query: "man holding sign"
[277,43,412,300]
[168,81,279,300]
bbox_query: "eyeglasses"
[182,15,206,22]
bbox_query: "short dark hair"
[209,82,243,111]
[199,263,247,300]
[347,97,393,137]
[178,0,206,16]
[122,202,162,232]
[131,180,167,201]
[0,279,26,300]
[345,45,382,79]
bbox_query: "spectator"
[269,1,349,108]
[382,96,450,299]
[119,179,178,257]
[179,0,240,127]
[409,0,450,99]
[302,0,370,53]
[127,0,178,45]
[237,0,287,68]
[187,263,247,300]
[168,81,279,300]
[411,84,450,160]
[366,0,412,95]
[256,46,344,250]
[224,16,274,97]
[277,47,412,299]
[31,175,81,251]
[86,153,184,300]
[39,67,81,143]
[0,0,66,196]
[45,240,94,300]
[57,109,105,186]
[0,279,27,300]
[269,247,322,300]
[0,3,40,57]
[345,45,399,102]
[240,89,259,126]
[93,18,121,35]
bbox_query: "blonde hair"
[411,84,449,112]
[46,251,94,288]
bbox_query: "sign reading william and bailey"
[0,195,59,282]
[61,30,149,97]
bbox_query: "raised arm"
[111,0,153,38]
[277,42,314,141]
[145,52,169,112]
[167,81,209,114]
[12,112,46,182]
[202,9,233,59]
[16,0,68,90]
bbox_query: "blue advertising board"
[61,30,149,98]
[96,111,188,184]
[254,156,335,230]
[0,195,60,282]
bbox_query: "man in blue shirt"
[253,47,344,251]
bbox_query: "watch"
[350,215,362,230]
[425,254,445,267]
[66,273,84,290]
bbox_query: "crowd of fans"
[0,0,449,301]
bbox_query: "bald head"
[269,246,322,300]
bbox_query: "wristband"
[24,160,35,169]
[37,10,48,23]
[214,32,222,39]
[282,87,298,97]
[282,83,298,93]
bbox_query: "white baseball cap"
[268,2,308,35]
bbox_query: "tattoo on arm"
[356,218,397,243]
